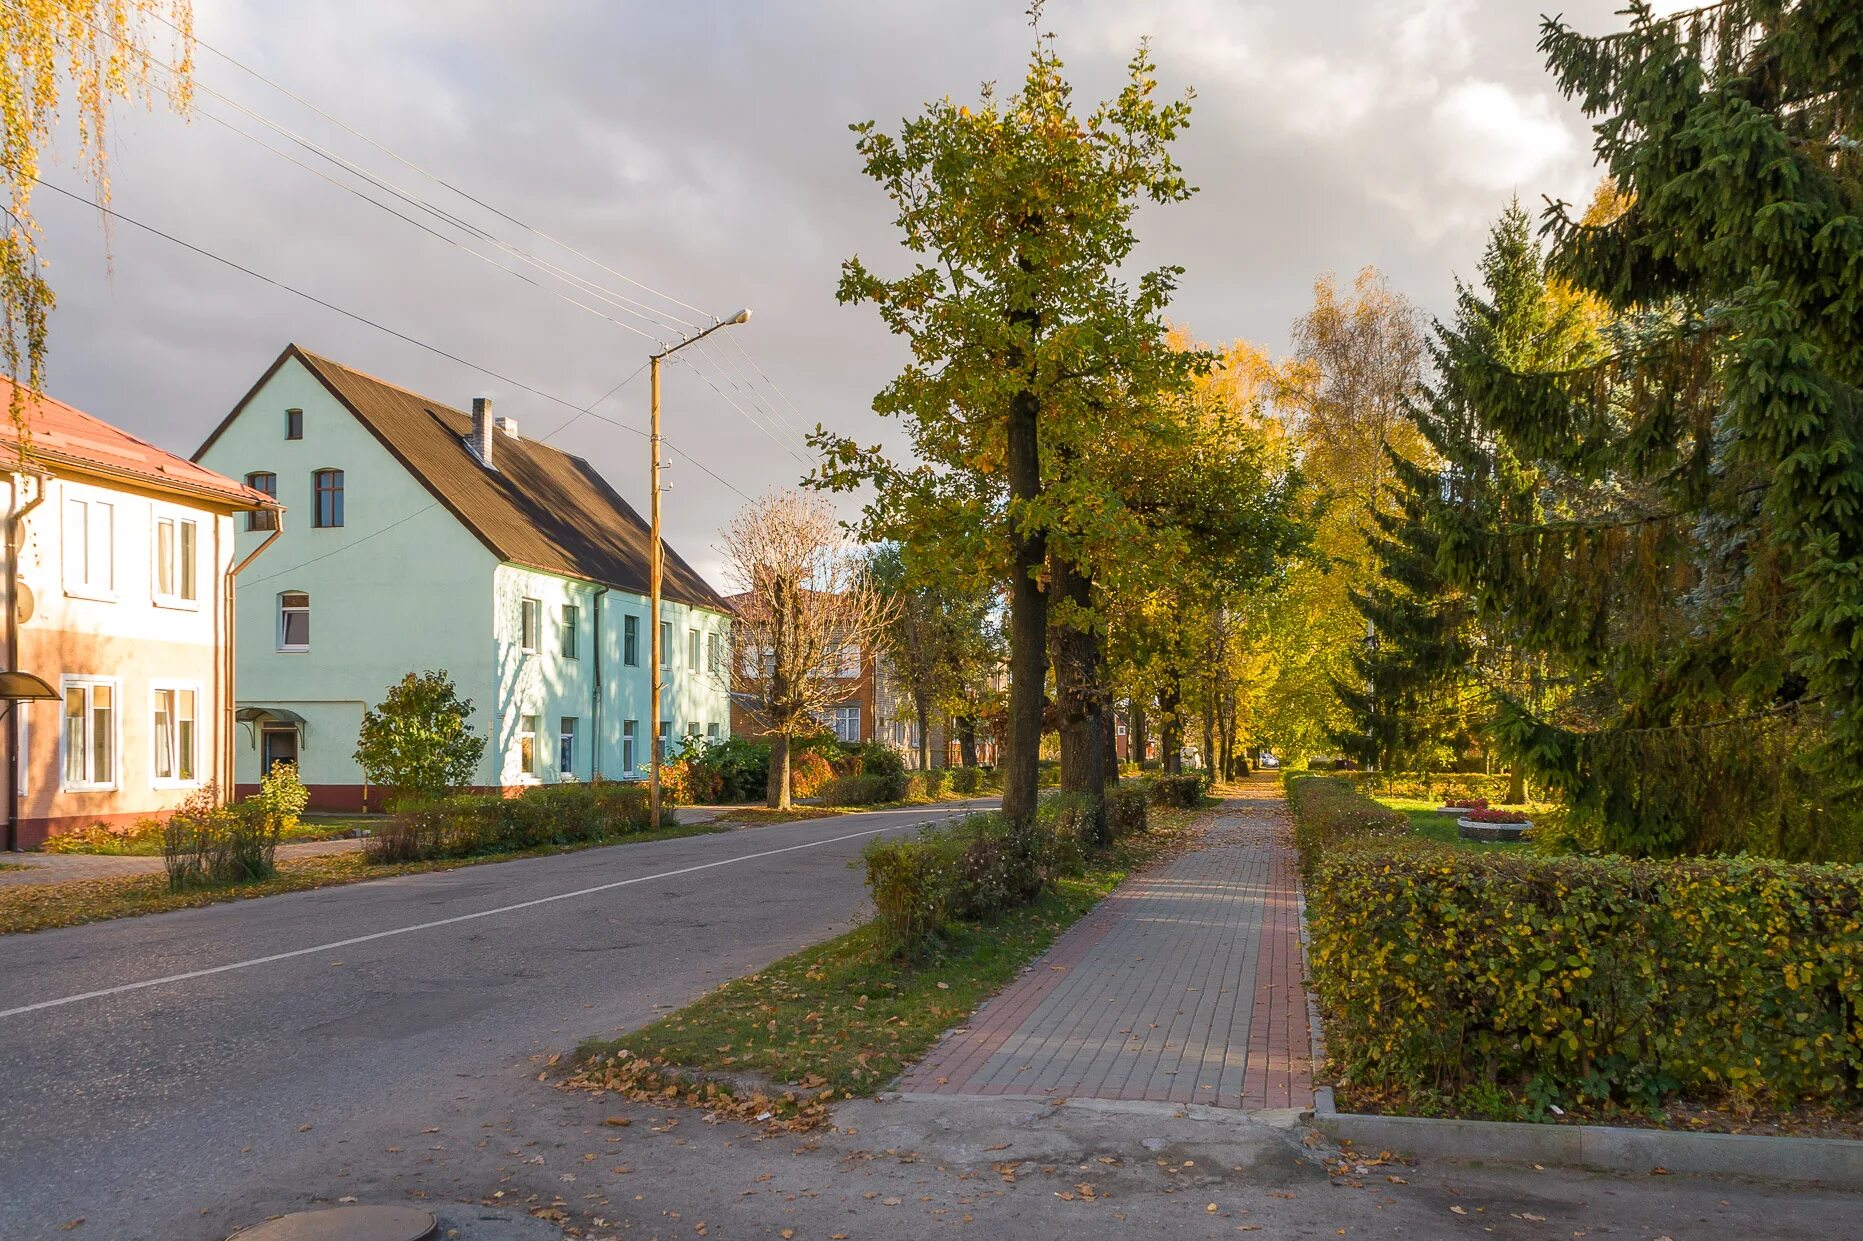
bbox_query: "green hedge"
[1290,773,1863,1111]
[862,794,1100,958]
[1146,773,1205,809]
[1107,783,1149,838]
[367,781,659,863]
[949,767,985,795]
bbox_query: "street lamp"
[648,310,751,829]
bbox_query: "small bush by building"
[365,780,660,864]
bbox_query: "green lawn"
[1374,795,1541,852]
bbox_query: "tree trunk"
[1201,699,1216,780]
[957,714,979,768]
[1506,763,1526,805]
[1002,380,1047,828]
[1130,699,1148,768]
[768,733,792,809]
[1102,708,1119,784]
[1160,678,1183,775]
[914,690,932,772]
[1049,551,1107,844]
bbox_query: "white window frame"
[706,722,720,741]
[623,614,640,667]
[688,627,700,676]
[830,706,860,744]
[660,620,672,670]
[60,675,121,793]
[706,631,722,675]
[519,597,542,654]
[559,716,579,780]
[622,719,638,772]
[278,591,311,653]
[150,680,203,789]
[61,495,116,602]
[151,509,201,610]
[562,603,580,660]
[517,713,541,781]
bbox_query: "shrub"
[354,670,486,802]
[1309,847,1863,1112]
[1462,807,1529,824]
[949,767,983,795]
[162,785,280,890]
[1342,771,1513,803]
[657,758,703,807]
[1283,773,1411,875]
[42,819,165,855]
[789,749,835,799]
[1107,783,1149,838]
[250,761,311,834]
[677,735,770,803]
[857,743,909,802]
[365,780,659,863]
[817,773,893,807]
[1036,759,1061,789]
[1146,774,1204,809]
[919,768,950,799]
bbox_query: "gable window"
[61,677,117,791]
[152,685,199,786]
[688,628,700,676]
[153,514,199,606]
[518,714,540,778]
[623,615,639,666]
[312,469,344,528]
[279,591,310,651]
[62,496,115,598]
[286,407,304,440]
[520,597,542,653]
[246,472,278,531]
[559,717,579,778]
[562,604,580,659]
[622,719,638,771]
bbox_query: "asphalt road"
[0,802,987,1240]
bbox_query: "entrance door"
[261,726,299,776]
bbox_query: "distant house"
[724,590,882,748]
[0,377,279,849]
[194,345,732,809]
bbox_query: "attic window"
[286,408,303,440]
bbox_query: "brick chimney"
[469,396,495,469]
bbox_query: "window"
[519,714,540,778]
[830,706,860,744]
[559,717,579,778]
[688,628,700,675]
[707,722,720,741]
[279,591,310,651]
[520,597,542,653]
[623,615,639,666]
[312,469,344,528]
[62,496,115,597]
[562,604,580,659]
[286,407,304,440]
[622,720,638,771]
[153,514,198,605]
[660,621,672,669]
[657,724,671,761]
[246,472,278,531]
[706,632,722,675]
[152,686,199,786]
[61,678,116,790]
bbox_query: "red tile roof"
[0,376,277,510]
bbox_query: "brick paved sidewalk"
[900,776,1312,1110]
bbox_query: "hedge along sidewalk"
[566,797,1201,1129]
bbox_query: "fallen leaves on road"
[565,1048,834,1132]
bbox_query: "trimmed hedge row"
[1146,773,1207,809]
[1289,774,1863,1111]
[367,781,660,863]
[863,793,1118,958]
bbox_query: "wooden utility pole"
[649,354,664,829]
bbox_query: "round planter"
[1457,816,1531,842]
[1436,805,1484,817]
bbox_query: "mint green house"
[194,345,732,810]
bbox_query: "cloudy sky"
[29,0,1661,586]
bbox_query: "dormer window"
[286,408,303,440]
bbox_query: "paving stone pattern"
[901,777,1313,1110]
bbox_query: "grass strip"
[0,820,723,936]
[1373,794,1539,852]
[568,806,1198,1127]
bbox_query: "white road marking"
[0,805,976,1021]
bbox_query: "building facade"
[195,346,731,810]
[2,378,278,849]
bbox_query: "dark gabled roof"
[195,345,726,612]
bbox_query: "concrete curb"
[1312,1098,1863,1190]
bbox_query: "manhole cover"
[230,1205,436,1241]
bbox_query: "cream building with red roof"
[1,378,279,849]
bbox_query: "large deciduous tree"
[818,27,1198,827]
[3,1,193,418]
[865,543,999,772]
[723,491,893,809]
